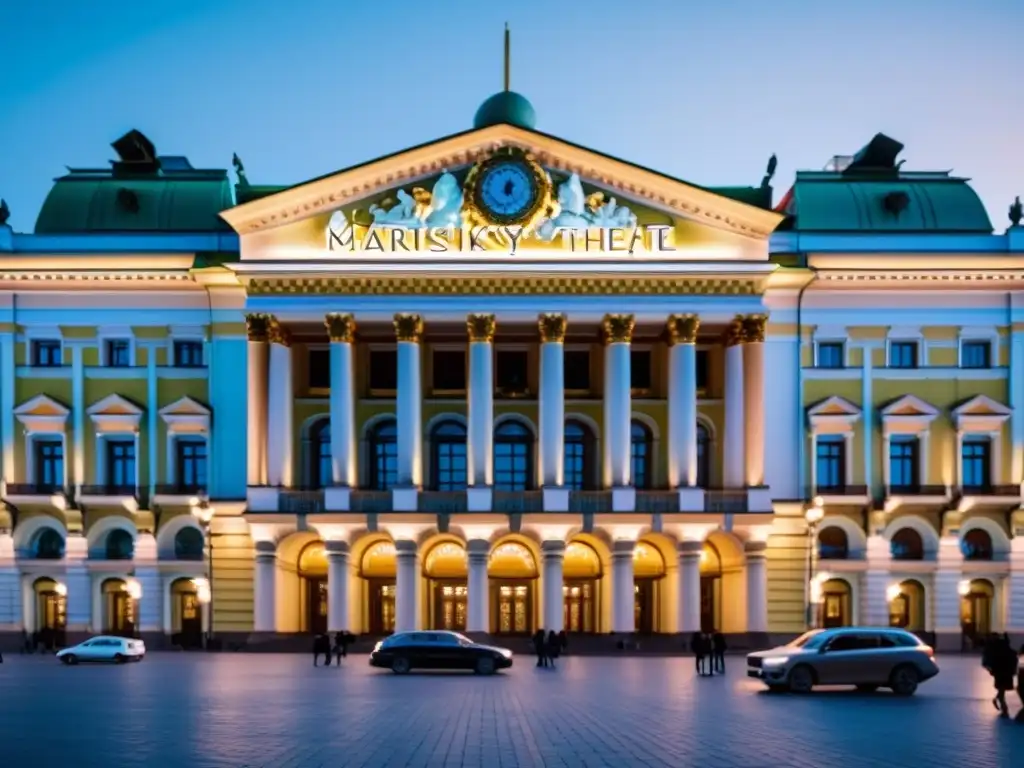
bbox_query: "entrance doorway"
[960,579,994,646]
[424,541,468,631]
[368,581,396,634]
[102,578,135,637]
[700,541,723,632]
[820,579,852,628]
[298,542,328,635]
[33,577,67,649]
[493,582,530,633]
[170,578,202,648]
[488,541,538,634]
[633,541,666,634]
[889,579,926,631]
[361,540,397,634]
[634,581,656,633]
[563,540,601,633]
[434,583,468,630]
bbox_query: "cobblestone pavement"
[1,652,1022,767]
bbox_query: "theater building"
[0,87,1023,652]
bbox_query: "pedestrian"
[334,631,353,665]
[989,634,1017,717]
[558,629,568,657]
[312,633,321,667]
[713,631,727,674]
[690,631,705,676]
[547,630,560,668]
[532,629,548,668]
[1015,643,1024,723]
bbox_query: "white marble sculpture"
[369,189,422,228]
[425,171,464,228]
[536,172,637,240]
[587,195,637,228]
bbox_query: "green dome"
[473,91,537,130]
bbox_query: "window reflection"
[494,421,533,491]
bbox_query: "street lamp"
[805,498,825,628]
[191,498,215,648]
[126,578,142,638]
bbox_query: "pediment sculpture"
[535,173,637,240]
[368,170,464,229]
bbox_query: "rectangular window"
[630,350,652,393]
[105,440,136,492]
[889,438,919,491]
[961,440,990,491]
[889,341,918,369]
[432,350,466,393]
[173,340,204,368]
[34,440,64,491]
[564,350,591,392]
[308,349,330,389]
[495,350,529,395]
[817,342,844,369]
[695,349,709,392]
[815,437,845,491]
[368,349,398,392]
[31,340,62,367]
[175,440,207,493]
[106,340,131,367]
[961,341,991,369]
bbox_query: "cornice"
[815,270,1024,288]
[0,272,196,287]
[220,125,783,241]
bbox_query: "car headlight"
[372,642,382,653]
[762,657,789,666]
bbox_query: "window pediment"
[807,396,861,434]
[881,395,938,435]
[159,396,211,433]
[952,394,1010,433]
[87,393,143,433]
[14,394,70,433]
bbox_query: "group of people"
[312,631,355,667]
[983,633,1024,720]
[690,631,727,676]
[532,629,567,668]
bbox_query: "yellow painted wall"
[211,530,255,632]
[766,510,810,633]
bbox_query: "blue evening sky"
[0,0,1021,233]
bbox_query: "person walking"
[989,634,1017,717]
[532,629,548,668]
[546,630,560,669]
[312,633,322,667]
[558,629,568,657]
[333,631,349,666]
[712,631,727,674]
[690,631,706,676]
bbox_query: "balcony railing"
[888,484,948,496]
[79,484,138,497]
[279,490,325,514]
[635,490,680,514]
[350,491,392,514]
[4,483,68,496]
[418,491,468,514]
[812,484,869,497]
[568,491,611,513]
[961,484,1020,497]
[154,484,207,496]
[492,491,543,513]
[704,489,748,514]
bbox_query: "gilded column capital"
[724,316,745,347]
[466,313,496,343]
[393,313,424,343]
[325,313,356,343]
[741,313,768,344]
[538,313,567,343]
[666,314,700,345]
[245,313,273,343]
[268,318,291,347]
[602,313,635,345]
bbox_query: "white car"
[57,636,146,664]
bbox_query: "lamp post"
[126,578,142,638]
[54,581,68,648]
[191,498,215,649]
[805,497,825,629]
[886,583,903,627]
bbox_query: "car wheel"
[787,665,815,694]
[889,665,919,696]
[114,654,126,664]
[475,656,496,675]
[61,654,77,666]
[855,684,879,693]
[765,684,787,694]
[391,656,411,675]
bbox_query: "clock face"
[476,160,539,225]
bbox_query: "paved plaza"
[0,652,1021,767]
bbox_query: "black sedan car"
[369,631,514,675]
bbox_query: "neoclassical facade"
[1,94,1023,651]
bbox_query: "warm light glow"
[814,571,832,585]
[805,505,825,525]
[958,579,971,597]
[191,499,215,525]
[810,581,823,604]
[886,584,903,602]
[126,579,142,600]
[54,582,67,597]
[699,549,708,564]
[193,577,211,604]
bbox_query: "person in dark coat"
[546,630,560,668]
[989,634,1017,717]
[334,631,351,665]
[712,631,727,673]
[532,629,548,668]
[558,629,568,656]
[690,632,706,676]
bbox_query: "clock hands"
[503,179,515,197]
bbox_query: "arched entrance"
[102,578,135,637]
[361,540,396,634]
[33,577,66,649]
[424,541,468,631]
[889,579,926,631]
[700,542,722,632]
[820,578,853,628]
[960,578,994,645]
[298,542,328,634]
[563,540,601,633]
[170,578,202,648]
[633,542,665,634]
[489,541,537,635]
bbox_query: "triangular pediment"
[86,394,144,417]
[14,394,70,418]
[952,394,1011,418]
[882,395,939,418]
[159,396,210,419]
[220,124,783,248]
[808,396,861,418]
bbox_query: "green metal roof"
[473,91,537,130]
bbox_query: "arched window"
[368,419,398,491]
[696,424,710,488]
[890,528,924,561]
[174,527,205,560]
[105,529,134,560]
[34,528,64,560]
[961,528,993,561]
[310,419,332,489]
[494,421,533,491]
[564,420,596,490]
[431,420,467,491]
[818,527,849,559]
[630,421,653,489]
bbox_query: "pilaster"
[602,314,634,488]
[538,313,566,488]
[723,317,745,488]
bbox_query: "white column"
[71,343,85,493]
[862,345,874,496]
[326,314,357,487]
[63,535,90,632]
[611,540,635,633]
[676,540,702,633]
[266,323,293,488]
[134,533,160,632]
[466,539,490,633]
[667,315,699,487]
[742,315,766,488]
[603,314,635,487]
[745,541,768,633]
[538,314,566,487]
[723,319,745,488]
[0,326,15,483]
[467,314,495,487]
[145,344,158,499]
[245,314,270,486]
[541,540,566,632]
[253,544,277,632]
[395,540,419,632]
[863,534,891,627]
[326,541,350,632]
[394,314,423,487]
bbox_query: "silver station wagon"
[746,627,939,695]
